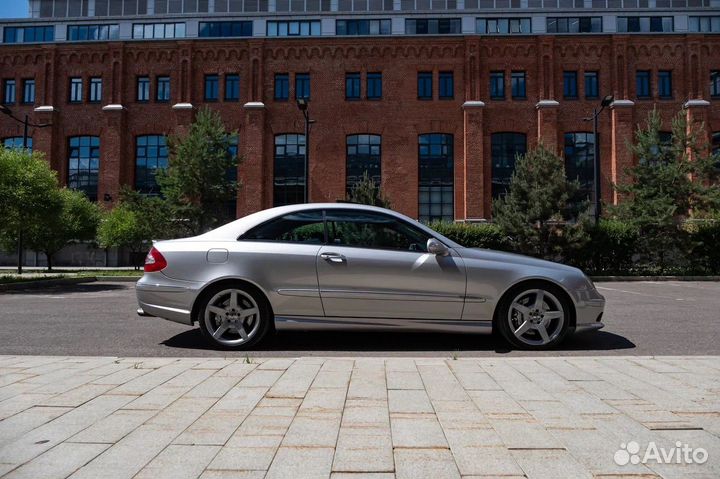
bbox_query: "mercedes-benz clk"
[136,203,605,350]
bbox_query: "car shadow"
[161,328,635,353]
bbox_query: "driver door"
[316,209,466,320]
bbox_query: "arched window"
[68,136,100,201]
[418,133,453,222]
[564,132,595,203]
[491,132,526,198]
[274,134,305,206]
[346,134,381,194]
[135,135,168,195]
[3,137,32,151]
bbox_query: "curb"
[0,277,97,291]
[95,276,141,282]
[590,276,720,282]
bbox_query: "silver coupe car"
[136,203,605,350]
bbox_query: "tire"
[197,283,271,350]
[495,281,572,350]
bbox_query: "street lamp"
[583,94,614,225]
[296,98,316,204]
[0,105,53,274]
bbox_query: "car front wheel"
[198,285,270,350]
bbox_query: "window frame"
[89,77,103,103]
[295,73,311,100]
[21,79,35,105]
[224,74,240,102]
[156,76,171,103]
[439,71,454,100]
[204,74,220,102]
[345,72,361,101]
[367,72,382,100]
[67,135,101,202]
[136,76,151,102]
[636,70,651,99]
[712,71,720,99]
[658,70,672,99]
[489,71,505,100]
[510,71,526,100]
[69,77,83,103]
[418,133,454,223]
[584,71,599,99]
[417,72,433,100]
[274,73,290,101]
[563,71,578,100]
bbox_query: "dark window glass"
[636,70,651,98]
[712,132,720,168]
[547,17,602,33]
[491,132,527,198]
[22,79,35,104]
[137,76,150,102]
[5,26,55,43]
[618,16,673,32]
[490,71,504,100]
[198,21,253,37]
[68,24,120,41]
[295,73,310,100]
[336,19,392,35]
[275,74,289,101]
[712,71,720,98]
[225,74,240,101]
[406,18,461,35]
[3,137,32,151]
[584,71,598,99]
[563,71,578,99]
[564,132,595,206]
[274,134,306,206]
[242,210,325,244]
[511,71,526,99]
[135,135,168,195]
[347,134,381,194]
[418,72,433,100]
[325,210,432,252]
[346,73,361,100]
[68,136,100,202]
[70,77,83,103]
[479,17,531,34]
[3,80,15,104]
[367,72,382,100]
[3,27,18,43]
[267,20,321,36]
[418,133,454,222]
[89,77,102,103]
[156,76,170,102]
[439,71,454,100]
[204,74,219,101]
[658,70,672,99]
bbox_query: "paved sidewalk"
[0,356,718,479]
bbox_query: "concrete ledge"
[243,101,266,109]
[102,104,125,111]
[172,102,194,110]
[684,99,710,108]
[0,277,96,291]
[33,105,56,113]
[462,100,485,109]
[590,275,720,282]
[610,99,635,108]
[535,99,559,109]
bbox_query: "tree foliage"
[347,171,392,208]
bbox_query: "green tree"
[611,109,720,272]
[158,107,239,235]
[347,171,392,208]
[0,147,60,270]
[492,144,590,261]
[24,188,101,271]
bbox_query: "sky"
[0,1,30,19]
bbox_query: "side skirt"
[274,316,493,334]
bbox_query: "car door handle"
[320,252,346,263]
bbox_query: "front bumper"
[136,273,202,325]
[574,297,605,332]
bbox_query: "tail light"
[144,246,167,273]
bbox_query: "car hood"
[455,247,582,274]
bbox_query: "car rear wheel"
[496,281,571,350]
[198,285,270,350]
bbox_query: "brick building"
[1,0,719,224]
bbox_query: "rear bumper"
[135,273,202,326]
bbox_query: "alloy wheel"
[203,289,261,347]
[507,288,565,347]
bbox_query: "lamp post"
[0,105,53,274]
[296,98,316,204]
[583,94,614,225]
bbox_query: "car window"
[241,210,325,244]
[325,209,432,252]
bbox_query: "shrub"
[427,221,511,251]
[687,220,720,275]
[574,220,639,275]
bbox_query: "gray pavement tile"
[331,474,395,479]
[200,471,266,479]
[283,411,343,447]
[385,370,424,390]
[257,358,296,370]
[134,444,220,479]
[390,413,449,448]
[299,387,348,414]
[332,427,394,473]
[90,367,150,386]
[173,410,252,446]
[394,447,460,479]
[388,390,434,414]
[511,448,593,479]
[266,363,322,399]
[0,406,71,447]
[2,442,110,479]
[487,417,563,450]
[213,362,258,378]
[184,375,244,398]
[450,445,524,476]
[320,359,355,372]
[265,446,335,479]
[312,370,352,389]
[236,368,285,387]
[213,434,283,470]
[70,408,157,444]
[467,390,528,416]
[37,384,115,408]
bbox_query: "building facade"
[1,0,719,222]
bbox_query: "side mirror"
[427,238,449,256]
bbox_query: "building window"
[336,19,391,35]
[205,75,219,101]
[89,77,102,103]
[689,16,720,33]
[152,0,208,14]
[156,76,170,102]
[135,135,168,196]
[22,79,35,105]
[267,20,321,36]
[69,77,83,103]
[274,134,306,207]
[546,17,602,33]
[564,132,595,205]
[490,72,504,100]
[617,16,673,33]
[3,26,54,44]
[347,134,381,194]
[477,18,531,34]
[3,80,15,104]
[199,21,253,37]
[636,71,651,99]
[225,74,240,101]
[346,73,361,100]
[68,136,100,202]
[439,72,454,100]
[67,24,120,41]
[713,132,720,162]
[418,134,453,222]
[658,71,672,99]
[406,18,461,35]
[132,23,186,39]
[418,72,433,100]
[712,71,720,99]
[367,73,382,100]
[511,71,526,100]
[137,76,150,102]
[584,71,598,99]
[275,74,289,101]
[3,137,32,151]
[491,132,527,198]
[295,73,310,100]
[563,71,578,99]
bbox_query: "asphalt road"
[0,280,718,357]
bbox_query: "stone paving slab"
[0,356,719,478]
